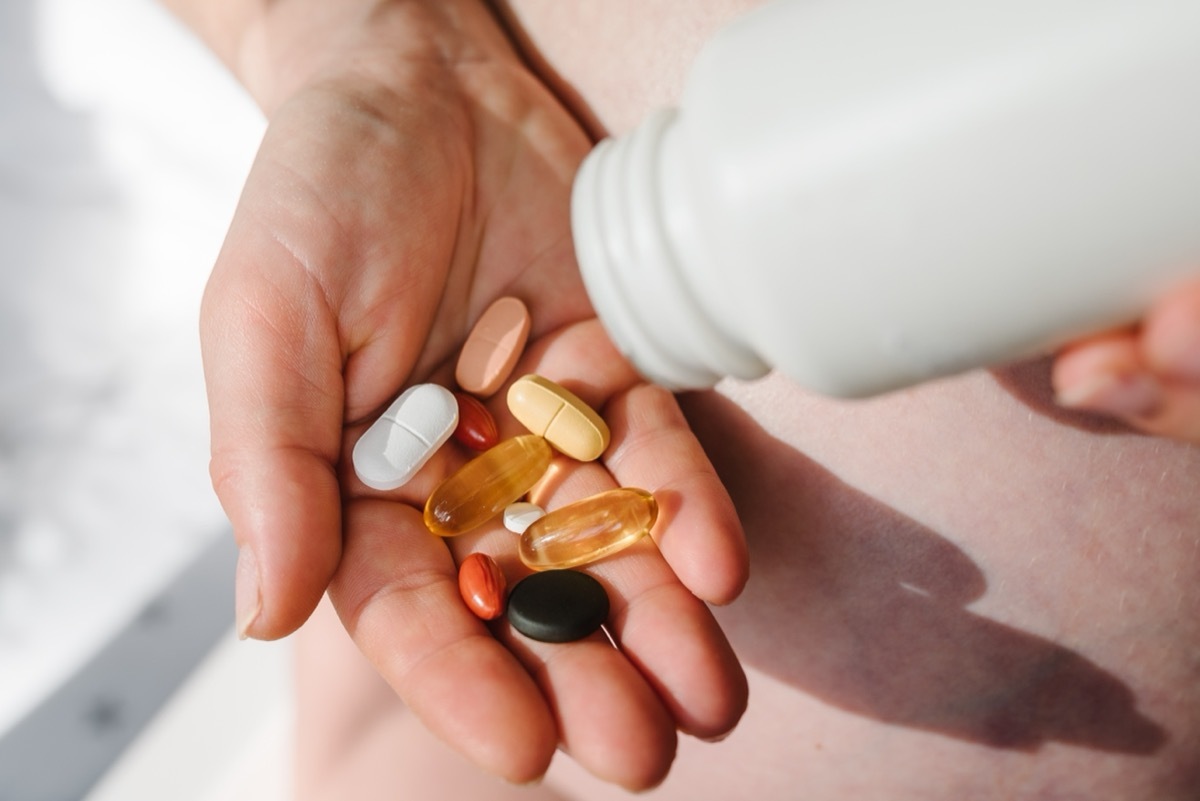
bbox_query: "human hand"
[1053,278,1200,443]
[196,0,747,788]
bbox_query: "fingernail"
[235,546,262,640]
[698,730,733,743]
[508,775,546,787]
[1056,371,1165,419]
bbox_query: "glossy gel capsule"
[424,435,552,537]
[519,488,657,570]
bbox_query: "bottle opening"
[572,109,764,389]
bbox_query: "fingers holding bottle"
[1054,278,1200,443]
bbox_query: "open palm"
[199,0,747,788]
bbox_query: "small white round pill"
[352,384,458,491]
[503,502,547,534]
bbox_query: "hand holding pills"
[337,299,748,788]
[196,3,748,787]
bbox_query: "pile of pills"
[351,297,659,643]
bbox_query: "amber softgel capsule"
[424,435,553,537]
[519,487,658,570]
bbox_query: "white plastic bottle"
[570,0,1200,396]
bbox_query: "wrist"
[158,0,268,90]
[163,0,513,116]
[235,0,372,115]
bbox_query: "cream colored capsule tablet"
[352,383,458,490]
[506,375,610,462]
[455,297,531,397]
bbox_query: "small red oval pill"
[452,392,500,451]
[458,552,507,620]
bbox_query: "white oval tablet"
[503,501,547,535]
[353,384,458,490]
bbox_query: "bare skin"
[165,0,1200,797]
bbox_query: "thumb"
[201,217,346,640]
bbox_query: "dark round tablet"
[506,570,610,643]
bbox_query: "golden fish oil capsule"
[424,435,552,537]
[519,488,657,570]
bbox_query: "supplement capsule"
[424,435,552,537]
[519,488,657,570]
[503,501,546,535]
[458,552,507,620]
[352,383,458,490]
[452,391,499,451]
[507,374,610,462]
[455,296,531,397]
[506,569,609,643]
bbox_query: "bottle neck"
[571,108,766,390]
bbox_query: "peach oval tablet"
[352,383,458,491]
[507,375,610,462]
[455,297,531,397]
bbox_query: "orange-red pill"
[452,392,499,451]
[458,552,507,620]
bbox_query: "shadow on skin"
[680,389,1166,755]
[990,356,1139,435]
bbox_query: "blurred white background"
[0,1,292,798]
